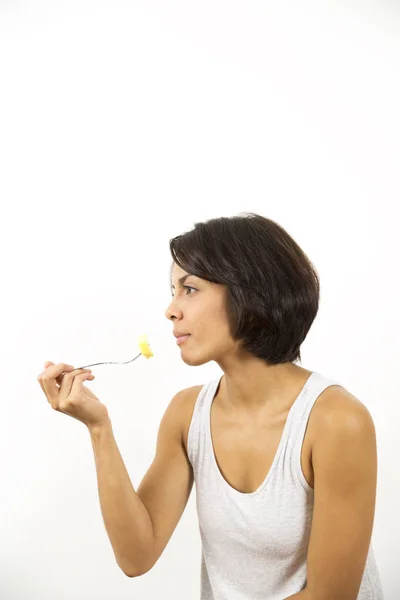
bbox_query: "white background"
[0,0,399,598]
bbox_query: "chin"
[180,352,212,367]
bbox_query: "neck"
[216,358,312,416]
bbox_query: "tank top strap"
[187,375,222,468]
[283,371,343,488]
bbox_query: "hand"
[37,361,110,430]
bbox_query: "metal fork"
[76,353,142,370]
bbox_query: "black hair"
[169,212,320,365]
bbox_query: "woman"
[38,212,384,599]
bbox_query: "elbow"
[120,564,143,578]
[125,570,142,578]
[119,560,152,578]
[123,567,141,578]
[117,540,155,577]
[116,559,141,578]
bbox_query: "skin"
[166,262,379,599]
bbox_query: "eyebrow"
[170,274,192,291]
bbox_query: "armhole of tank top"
[293,380,343,493]
[186,383,205,467]
[293,403,315,493]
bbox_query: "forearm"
[88,419,154,576]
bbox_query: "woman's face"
[165,263,236,366]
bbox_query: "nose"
[165,297,180,321]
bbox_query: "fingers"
[37,363,91,408]
[58,371,94,414]
[38,363,75,381]
[59,368,92,398]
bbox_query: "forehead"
[170,263,188,278]
[170,263,203,289]
[170,263,190,285]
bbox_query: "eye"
[183,285,196,295]
[171,285,197,298]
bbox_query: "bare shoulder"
[309,383,376,447]
[174,384,204,452]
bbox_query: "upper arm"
[305,390,378,600]
[136,386,196,574]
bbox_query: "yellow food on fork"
[138,333,154,359]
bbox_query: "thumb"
[44,361,54,368]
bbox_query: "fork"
[76,353,142,370]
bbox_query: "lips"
[176,334,191,345]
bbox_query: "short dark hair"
[169,212,320,365]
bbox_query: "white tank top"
[187,371,384,600]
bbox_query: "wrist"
[88,417,112,436]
